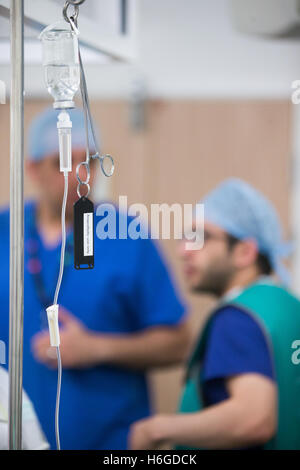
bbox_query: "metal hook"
[66,0,86,5]
[63,2,79,25]
[76,161,90,186]
[77,182,90,199]
[92,153,115,178]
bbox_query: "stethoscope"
[26,204,73,329]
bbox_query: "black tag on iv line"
[73,197,94,270]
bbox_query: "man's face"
[179,221,236,297]
[27,148,97,220]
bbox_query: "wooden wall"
[0,98,292,413]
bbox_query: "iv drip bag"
[39,22,80,109]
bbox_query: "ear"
[232,238,259,269]
[26,160,39,182]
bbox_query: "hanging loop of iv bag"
[39,21,80,110]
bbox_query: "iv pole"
[9,0,24,450]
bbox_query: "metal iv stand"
[9,0,25,450]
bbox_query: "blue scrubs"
[202,305,274,405]
[202,305,275,450]
[0,201,186,450]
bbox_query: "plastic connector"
[57,110,72,173]
[46,304,60,347]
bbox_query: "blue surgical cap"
[27,107,99,161]
[199,178,292,285]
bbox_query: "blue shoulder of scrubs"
[202,305,275,382]
[94,204,187,329]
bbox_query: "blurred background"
[1,0,300,417]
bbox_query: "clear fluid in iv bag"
[45,64,80,103]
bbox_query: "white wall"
[2,0,300,99]
[136,0,300,98]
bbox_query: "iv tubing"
[55,346,62,450]
[45,109,72,451]
[53,170,68,451]
[54,171,68,306]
